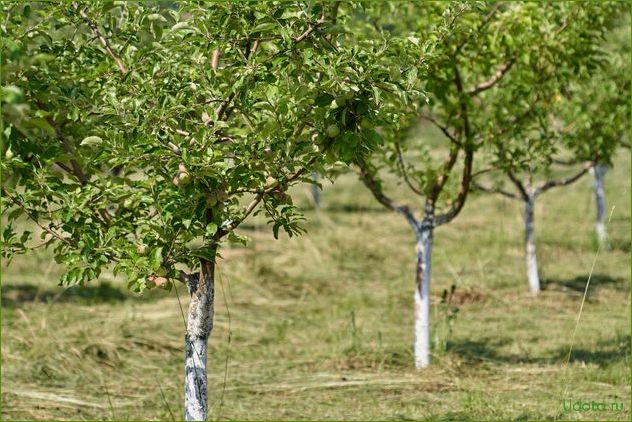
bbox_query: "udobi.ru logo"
[563,399,624,412]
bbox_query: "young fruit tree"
[354,2,622,367]
[583,19,631,250]
[1,2,427,419]
[474,16,630,293]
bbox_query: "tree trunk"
[524,196,540,294]
[311,172,321,209]
[592,164,609,249]
[414,218,433,368]
[184,259,216,421]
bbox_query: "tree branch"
[551,157,575,166]
[429,144,460,204]
[534,162,592,196]
[72,2,128,75]
[419,113,461,146]
[456,2,502,53]
[453,64,471,142]
[356,161,419,230]
[507,170,530,201]
[49,119,89,185]
[216,143,330,237]
[467,60,515,96]
[2,187,72,245]
[394,141,424,196]
[434,147,473,226]
[472,182,520,200]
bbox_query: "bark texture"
[524,196,540,294]
[184,260,215,421]
[311,172,321,209]
[414,218,433,368]
[592,164,609,249]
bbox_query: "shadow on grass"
[541,273,626,297]
[323,203,388,214]
[448,335,630,367]
[1,281,131,307]
[609,238,631,253]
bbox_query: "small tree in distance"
[475,14,630,293]
[1,2,428,419]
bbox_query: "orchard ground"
[1,127,630,420]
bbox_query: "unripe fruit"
[326,124,340,138]
[178,163,187,173]
[172,176,180,186]
[123,198,134,209]
[178,172,191,186]
[5,148,14,159]
[156,267,167,277]
[206,192,218,207]
[265,176,279,189]
[216,189,228,202]
[147,275,168,288]
[360,118,373,130]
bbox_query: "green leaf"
[314,93,335,107]
[252,22,276,33]
[205,223,218,237]
[407,36,420,46]
[147,13,167,23]
[80,136,103,147]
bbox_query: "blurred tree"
[475,12,630,291]
[354,1,623,367]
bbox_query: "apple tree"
[475,10,630,292]
[1,1,428,419]
[353,1,622,367]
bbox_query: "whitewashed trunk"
[414,220,433,368]
[184,261,215,421]
[524,196,540,294]
[592,164,608,249]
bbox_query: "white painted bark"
[184,261,215,421]
[592,164,609,249]
[524,196,540,294]
[414,219,433,368]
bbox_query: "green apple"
[206,192,218,207]
[123,198,134,209]
[178,171,191,186]
[5,148,14,160]
[265,176,279,189]
[359,118,373,130]
[326,124,340,138]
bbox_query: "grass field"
[1,144,630,420]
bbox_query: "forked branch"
[467,60,515,96]
[534,162,592,196]
[72,2,128,75]
[356,161,419,230]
